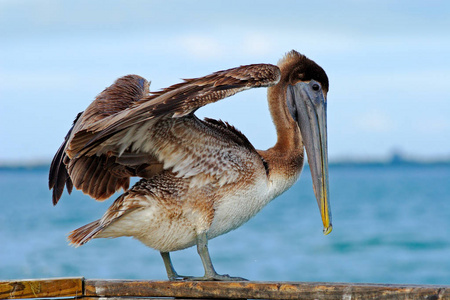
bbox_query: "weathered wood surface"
[1,277,449,299]
[0,277,83,299]
[85,280,449,299]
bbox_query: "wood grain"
[0,277,83,299]
[1,277,448,299]
[85,279,449,300]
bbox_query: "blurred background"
[1,0,449,284]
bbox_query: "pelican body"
[49,50,332,281]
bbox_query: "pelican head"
[282,51,332,235]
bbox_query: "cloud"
[242,33,273,56]
[354,110,394,133]
[414,117,450,134]
[178,34,223,60]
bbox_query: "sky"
[1,0,449,163]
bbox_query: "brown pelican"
[49,50,332,281]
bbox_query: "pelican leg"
[160,252,192,281]
[187,232,248,281]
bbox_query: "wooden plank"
[82,298,173,300]
[85,280,450,300]
[0,277,83,299]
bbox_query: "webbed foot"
[186,274,248,281]
[168,274,194,281]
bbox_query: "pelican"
[49,50,332,281]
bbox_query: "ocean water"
[1,164,449,284]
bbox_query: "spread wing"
[49,75,150,204]
[49,64,280,204]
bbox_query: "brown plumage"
[49,50,332,281]
[49,75,150,203]
[49,65,279,205]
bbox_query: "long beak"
[287,81,332,235]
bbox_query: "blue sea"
[1,163,449,285]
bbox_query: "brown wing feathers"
[48,112,82,204]
[49,75,150,204]
[78,64,280,154]
[49,64,281,204]
[147,63,281,117]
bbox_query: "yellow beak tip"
[323,224,333,235]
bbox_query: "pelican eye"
[312,83,320,91]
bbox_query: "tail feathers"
[68,219,103,247]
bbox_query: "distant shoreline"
[1,159,449,171]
